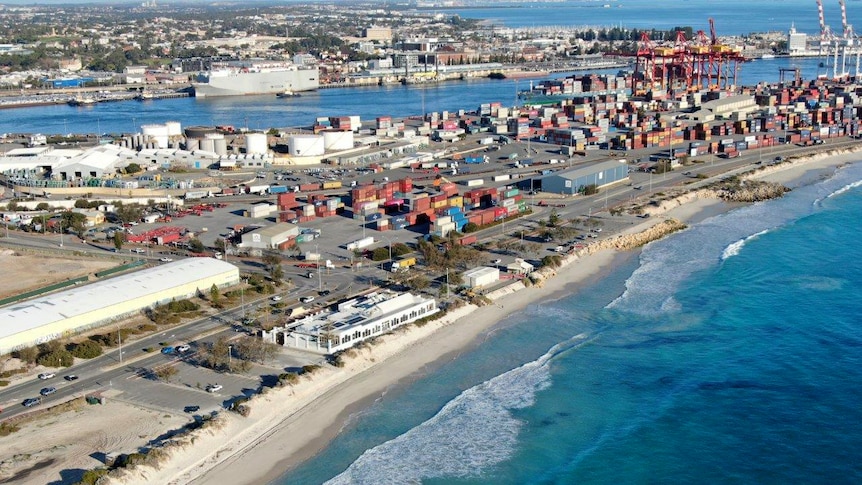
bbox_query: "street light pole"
[228,345,232,367]
[315,244,322,292]
[117,324,123,364]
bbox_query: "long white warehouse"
[0,258,240,355]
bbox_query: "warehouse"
[240,222,299,249]
[463,266,500,289]
[0,258,240,355]
[262,290,438,354]
[541,159,629,195]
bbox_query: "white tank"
[200,138,216,153]
[245,132,268,155]
[288,134,325,157]
[185,138,199,151]
[323,130,354,151]
[142,124,169,149]
[165,121,182,137]
[214,138,227,156]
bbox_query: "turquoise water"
[277,160,862,484]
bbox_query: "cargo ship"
[192,61,319,97]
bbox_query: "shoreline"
[105,149,861,485]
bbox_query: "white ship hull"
[193,68,319,97]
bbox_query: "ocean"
[276,161,862,485]
[438,0,858,36]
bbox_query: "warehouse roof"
[0,258,239,341]
[549,159,627,180]
[251,222,297,238]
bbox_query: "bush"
[278,372,300,386]
[70,340,103,359]
[0,380,9,386]
[138,323,157,332]
[77,468,109,485]
[0,422,20,437]
[37,349,74,367]
[13,345,40,364]
[300,364,321,375]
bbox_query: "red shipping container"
[458,235,478,246]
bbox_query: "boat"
[276,90,301,98]
[192,61,319,97]
[761,54,776,59]
[68,96,97,106]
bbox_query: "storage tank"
[288,134,325,157]
[245,132,268,155]
[200,137,216,153]
[142,124,169,149]
[205,133,227,156]
[165,121,182,137]
[184,138,200,151]
[185,126,218,139]
[322,130,354,151]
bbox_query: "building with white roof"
[463,266,500,289]
[0,258,240,355]
[262,290,438,354]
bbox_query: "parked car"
[22,398,41,407]
[299,296,315,303]
[206,384,223,393]
[40,387,57,396]
[38,372,55,380]
[175,344,191,353]
[271,296,283,302]
[159,257,173,262]
[184,405,201,413]
[64,375,78,381]
[318,289,331,296]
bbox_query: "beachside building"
[463,266,500,289]
[506,258,535,275]
[262,290,438,354]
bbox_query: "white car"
[159,257,174,262]
[299,296,315,303]
[271,295,283,302]
[206,384,223,393]
[38,372,56,380]
[175,344,191,353]
[492,259,502,265]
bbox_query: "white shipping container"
[346,236,375,251]
[465,179,484,187]
[492,174,511,182]
[305,252,321,261]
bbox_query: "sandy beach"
[103,147,862,485]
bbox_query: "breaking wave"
[325,334,591,485]
[609,161,862,315]
[720,230,770,261]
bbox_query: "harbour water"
[0,57,833,137]
[278,161,862,484]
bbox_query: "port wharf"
[0,60,629,108]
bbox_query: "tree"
[463,222,480,233]
[188,238,205,253]
[14,345,40,364]
[35,202,50,211]
[125,163,142,174]
[115,204,144,224]
[113,231,124,251]
[210,283,221,307]
[261,252,283,284]
[155,365,178,382]
[70,340,103,359]
[548,209,560,227]
[406,275,430,291]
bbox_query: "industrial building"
[240,222,300,249]
[262,290,438,354]
[0,258,240,356]
[463,266,500,289]
[541,159,629,196]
